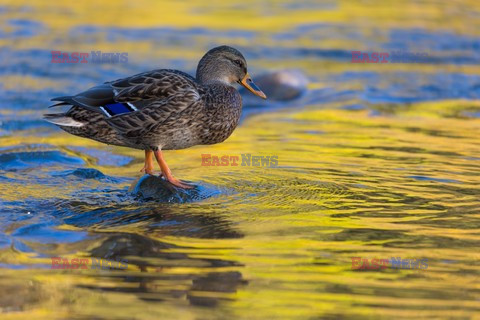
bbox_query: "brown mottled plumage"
[44,46,266,188]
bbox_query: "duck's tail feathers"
[43,113,85,127]
[49,101,70,108]
[50,96,103,114]
[51,95,75,103]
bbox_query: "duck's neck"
[197,73,231,86]
[196,62,233,85]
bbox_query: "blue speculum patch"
[104,102,131,115]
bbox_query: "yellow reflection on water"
[2,98,480,318]
[1,0,480,319]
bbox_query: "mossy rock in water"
[129,175,219,203]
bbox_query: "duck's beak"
[240,73,267,99]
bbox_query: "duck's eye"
[233,59,242,66]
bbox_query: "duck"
[44,45,266,188]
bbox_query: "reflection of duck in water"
[86,233,247,307]
[45,46,266,188]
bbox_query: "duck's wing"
[106,90,202,141]
[50,69,200,117]
[48,69,203,140]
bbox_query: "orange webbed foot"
[153,149,193,189]
[165,176,193,189]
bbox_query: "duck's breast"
[199,84,242,145]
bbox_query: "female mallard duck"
[44,45,266,188]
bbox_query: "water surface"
[1,0,480,319]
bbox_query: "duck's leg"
[140,150,155,175]
[153,150,192,188]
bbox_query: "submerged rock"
[241,69,309,101]
[70,168,106,179]
[129,175,221,203]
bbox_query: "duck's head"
[196,45,267,99]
